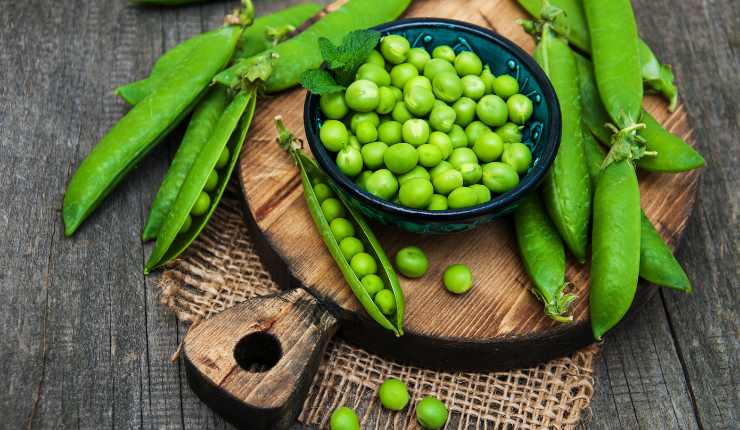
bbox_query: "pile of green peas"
[318,34,535,211]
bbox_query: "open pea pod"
[144,90,257,273]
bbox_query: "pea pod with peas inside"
[275,117,404,337]
[63,24,242,236]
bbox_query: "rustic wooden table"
[1,0,736,428]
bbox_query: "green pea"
[321,197,346,222]
[330,217,355,241]
[355,170,372,190]
[447,186,479,209]
[458,162,482,185]
[470,183,491,203]
[345,79,380,112]
[452,97,476,127]
[402,118,430,146]
[416,396,449,430]
[398,177,434,209]
[428,131,453,159]
[465,120,489,146]
[336,146,363,177]
[395,246,429,278]
[391,101,413,123]
[404,85,435,117]
[403,75,432,93]
[495,122,523,143]
[204,170,218,192]
[350,112,380,132]
[432,72,463,103]
[417,144,443,168]
[377,121,402,144]
[347,135,361,150]
[454,51,483,75]
[366,49,385,68]
[389,86,403,102]
[447,124,469,148]
[351,252,378,277]
[423,58,456,81]
[480,65,496,93]
[215,146,230,169]
[179,214,192,234]
[427,194,448,210]
[339,236,364,260]
[354,122,376,144]
[365,169,398,200]
[501,142,533,174]
[429,160,453,178]
[378,378,410,411]
[320,92,349,119]
[380,34,410,64]
[398,165,430,185]
[407,47,431,71]
[329,406,360,430]
[429,103,457,132]
[361,274,385,296]
[432,169,463,195]
[361,141,388,170]
[448,147,478,169]
[189,191,211,217]
[482,161,519,193]
[314,183,334,203]
[374,289,396,315]
[460,75,486,100]
[476,94,508,127]
[473,131,504,162]
[492,74,519,99]
[376,86,397,115]
[432,45,456,62]
[356,62,391,87]
[507,94,534,124]
[320,120,349,152]
[390,63,419,89]
[443,263,473,294]
[384,142,418,174]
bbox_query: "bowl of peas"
[304,18,561,233]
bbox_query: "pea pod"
[275,117,404,336]
[145,90,257,272]
[513,192,576,322]
[215,0,411,92]
[532,26,591,262]
[63,24,242,236]
[573,53,704,172]
[582,126,692,292]
[142,87,228,242]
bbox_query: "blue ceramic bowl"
[304,18,561,234]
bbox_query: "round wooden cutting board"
[236,0,700,371]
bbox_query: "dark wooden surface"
[0,0,736,428]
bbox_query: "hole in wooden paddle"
[233,332,282,373]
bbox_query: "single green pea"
[443,264,473,294]
[215,146,230,169]
[416,396,449,430]
[429,103,456,133]
[448,147,478,170]
[365,169,398,200]
[204,170,218,192]
[460,75,486,100]
[447,186,479,209]
[407,47,431,71]
[374,289,396,315]
[345,79,380,113]
[378,378,410,411]
[355,121,378,144]
[417,144,443,168]
[428,131,453,159]
[452,97,477,127]
[190,191,211,217]
[429,160,453,179]
[361,141,388,170]
[356,62,391,87]
[432,169,463,195]
[380,34,410,64]
[480,65,496,93]
[458,162,482,185]
[470,183,492,203]
[179,214,192,234]
[482,161,519,193]
[403,75,433,93]
[391,101,413,123]
[423,58,456,81]
[330,217,355,241]
[432,71,464,103]
[320,120,349,152]
[464,121,489,146]
[320,92,349,119]
[427,194,448,210]
[329,406,360,430]
[378,121,402,144]
[389,86,403,102]
[321,197,346,222]
[351,252,378,277]
[447,124,469,149]
[473,131,504,162]
[476,94,508,127]
[394,245,429,278]
[366,50,385,67]
[454,51,483,76]
[350,112,380,132]
[355,170,372,190]
[402,119,430,146]
[492,74,519,99]
[495,122,523,143]
[432,45,456,62]
[398,177,434,208]
[404,85,435,117]
[347,135,361,150]
[506,93,533,124]
[336,146,363,177]
[398,165,430,185]
[361,274,385,296]
[501,142,532,174]
[390,63,419,89]
[376,86,397,115]
[339,236,364,260]
[384,142,419,174]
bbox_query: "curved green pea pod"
[574,53,704,173]
[590,159,641,340]
[235,2,323,59]
[142,87,228,242]
[583,0,643,127]
[514,192,575,322]
[63,25,241,237]
[533,27,591,262]
[582,127,692,293]
[145,90,256,273]
[215,0,411,92]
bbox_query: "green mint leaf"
[299,69,346,95]
[318,37,344,69]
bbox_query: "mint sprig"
[299,69,346,95]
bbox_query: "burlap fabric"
[157,190,598,429]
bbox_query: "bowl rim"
[304,17,561,222]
